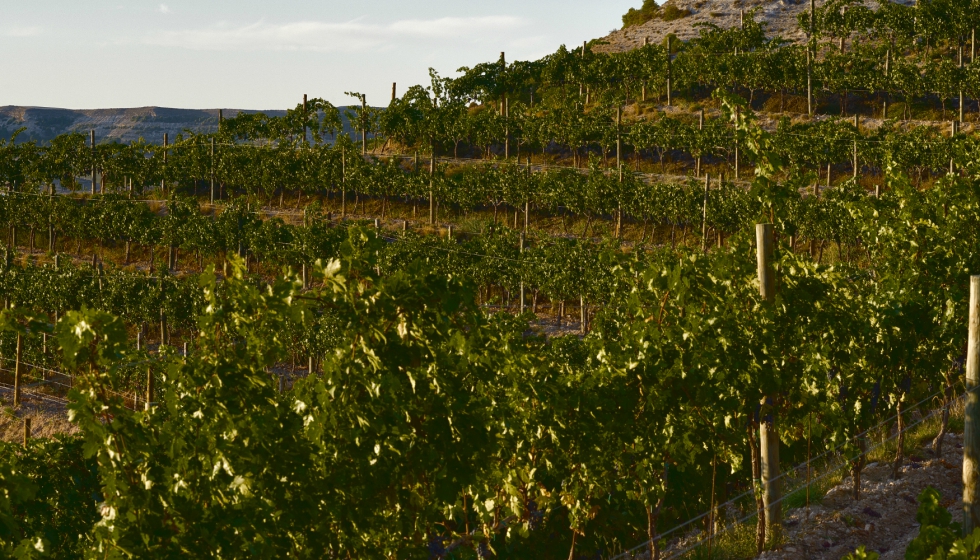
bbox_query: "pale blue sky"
[0,0,637,110]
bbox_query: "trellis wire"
[609,384,953,560]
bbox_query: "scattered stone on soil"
[761,432,964,560]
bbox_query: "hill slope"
[595,0,913,53]
[0,106,359,145]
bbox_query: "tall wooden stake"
[701,174,710,251]
[361,95,368,156]
[210,137,216,203]
[504,96,510,159]
[429,150,436,225]
[642,37,649,101]
[525,158,531,233]
[13,334,22,406]
[883,50,891,118]
[667,35,673,106]
[807,0,815,117]
[960,42,966,123]
[90,130,97,195]
[146,367,154,411]
[965,276,980,534]
[853,115,860,179]
[697,109,704,177]
[341,150,347,218]
[734,108,740,177]
[951,121,958,175]
[519,234,526,313]
[161,133,168,195]
[756,224,781,541]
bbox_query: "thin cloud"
[142,16,526,52]
[159,4,171,14]
[5,26,42,37]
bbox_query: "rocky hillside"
[0,106,358,145]
[595,0,913,54]
[0,106,261,145]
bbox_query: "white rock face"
[594,0,904,54]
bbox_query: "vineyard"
[3,1,980,559]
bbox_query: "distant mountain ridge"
[0,105,356,145]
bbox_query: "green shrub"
[662,4,692,21]
[842,546,878,560]
[622,0,660,28]
[905,486,980,560]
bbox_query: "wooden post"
[666,35,673,107]
[701,174,710,251]
[734,108,740,177]
[210,138,216,204]
[160,308,168,347]
[145,367,154,411]
[616,107,623,240]
[697,109,704,177]
[616,106,622,170]
[429,151,436,225]
[853,115,860,179]
[392,83,397,102]
[218,109,223,132]
[23,418,30,447]
[161,133,168,194]
[13,334,22,407]
[883,50,890,119]
[301,93,308,146]
[853,139,859,180]
[756,224,781,540]
[90,130,97,195]
[960,42,965,124]
[965,276,980,534]
[806,46,813,117]
[341,150,347,218]
[447,225,454,240]
[137,331,142,351]
[580,294,586,335]
[504,96,510,160]
[361,95,368,156]
[525,159,531,233]
[951,121,958,175]
[808,0,815,116]
[519,233,526,313]
[642,37,649,101]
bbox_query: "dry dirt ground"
[762,432,964,560]
[0,398,77,444]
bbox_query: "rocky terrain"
[594,0,914,54]
[0,106,258,145]
[762,432,964,560]
[0,105,358,145]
